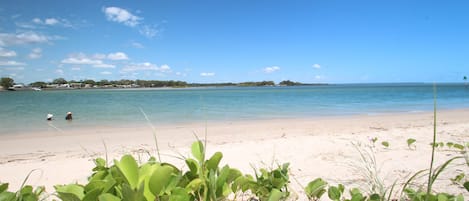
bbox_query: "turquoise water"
[1,83,469,134]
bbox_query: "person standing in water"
[65,112,72,120]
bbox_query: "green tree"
[0,77,14,89]
[30,81,47,88]
[279,80,302,86]
[53,78,67,84]
[83,79,96,85]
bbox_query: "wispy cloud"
[28,48,42,59]
[94,63,116,68]
[0,61,26,66]
[200,72,215,77]
[61,52,123,68]
[0,32,59,46]
[103,7,141,27]
[107,52,129,60]
[61,53,103,65]
[159,64,171,73]
[31,17,72,27]
[102,6,161,38]
[139,25,158,38]
[263,66,280,73]
[130,42,144,48]
[100,71,112,75]
[55,69,64,75]
[120,62,171,73]
[312,64,321,69]
[0,48,16,57]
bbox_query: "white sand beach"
[1,110,468,199]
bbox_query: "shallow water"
[1,83,468,134]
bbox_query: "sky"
[0,0,468,84]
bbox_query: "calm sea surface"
[1,83,469,134]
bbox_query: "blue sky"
[0,0,468,84]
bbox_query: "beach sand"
[1,110,468,200]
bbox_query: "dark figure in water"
[65,112,72,120]
[47,113,53,121]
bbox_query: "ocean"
[1,83,469,135]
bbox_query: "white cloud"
[61,53,102,65]
[93,53,106,60]
[131,42,144,48]
[0,48,16,57]
[71,67,81,71]
[314,75,322,80]
[4,66,25,71]
[100,71,112,75]
[120,62,171,73]
[200,72,215,77]
[94,63,116,68]
[31,17,71,27]
[0,61,26,66]
[45,18,59,25]
[312,64,321,69]
[0,32,54,46]
[139,25,158,38]
[62,52,121,68]
[263,66,280,73]
[32,18,42,24]
[175,72,187,77]
[159,64,171,72]
[55,69,64,75]
[103,7,141,27]
[28,48,42,59]
[107,52,128,60]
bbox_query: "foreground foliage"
[2,140,467,201]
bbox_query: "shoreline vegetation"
[0,77,327,91]
[0,110,468,200]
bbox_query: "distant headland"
[0,77,327,91]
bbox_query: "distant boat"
[7,84,41,91]
[7,84,26,91]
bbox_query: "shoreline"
[1,109,469,198]
[2,107,469,138]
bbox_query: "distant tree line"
[1,76,327,90]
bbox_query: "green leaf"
[328,186,341,201]
[453,143,464,150]
[437,193,448,201]
[149,165,175,196]
[185,178,204,193]
[115,155,139,190]
[267,188,284,201]
[369,193,381,201]
[82,188,104,201]
[350,192,364,201]
[381,141,389,148]
[0,191,15,201]
[185,158,199,175]
[55,184,85,201]
[206,152,223,171]
[121,182,146,201]
[191,141,205,163]
[0,183,8,194]
[168,187,190,201]
[95,158,106,167]
[98,193,121,201]
[464,181,469,192]
[407,138,416,148]
[305,178,327,199]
